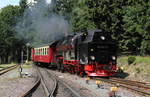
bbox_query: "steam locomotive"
[31,29,117,77]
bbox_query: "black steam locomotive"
[32,29,117,77]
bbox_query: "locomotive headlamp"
[100,36,105,40]
[90,49,94,51]
[90,56,95,60]
[112,56,116,60]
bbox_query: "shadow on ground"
[114,72,129,78]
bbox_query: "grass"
[0,63,16,68]
[0,62,32,69]
[21,64,32,69]
[117,56,150,65]
[117,56,150,82]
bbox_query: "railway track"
[0,64,18,75]
[96,77,150,97]
[47,70,82,97]
[19,76,41,97]
[36,66,82,97]
[37,67,57,97]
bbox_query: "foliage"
[0,0,150,64]
[118,56,150,65]
[0,5,25,63]
[19,0,27,14]
[0,63,16,68]
[127,56,136,65]
[122,0,150,55]
[55,0,150,55]
[135,67,141,73]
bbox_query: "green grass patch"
[117,56,150,76]
[0,63,16,68]
[21,64,32,69]
[117,56,150,65]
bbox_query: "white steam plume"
[16,0,70,46]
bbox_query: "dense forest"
[0,0,150,63]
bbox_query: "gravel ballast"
[0,65,37,97]
[49,69,145,97]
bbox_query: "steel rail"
[110,78,150,90]
[46,70,57,97]
[95,78,150,97]
[111,77,150,84]
[0,64,18,75]
[36,67,50,97]
[47,70,82,97]
[36,67,57,97]
[19,76,41,97]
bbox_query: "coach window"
[37,49,39,55]
[36,49,38,55]
[35,49,36,55]
[41,49,42,55]
[41,48,43,55]
[41,48,42,55]
[39,49,40,55]
[35,49,37,55]
[38,49,40,55]
[45,48,47,55]
[43,48,45,55]
[43,48,44,55]
[45,48,46,55]
[47,48,48,55]
[44,48,45,55]
[36,49,37,55]
[46,48,48,55]
[42,48,44,55]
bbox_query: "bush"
[128,56,136,65]
[135,68,141,73]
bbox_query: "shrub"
[135,68,141,73]
[128,56,136,65]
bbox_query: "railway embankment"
[0,64,37,97]
[117,56,150,83]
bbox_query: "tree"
[55,0,96,31]
[123,0,150,55]
[0,5,24,63]
[19,0,27,14]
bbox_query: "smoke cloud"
[16,0,71,46]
